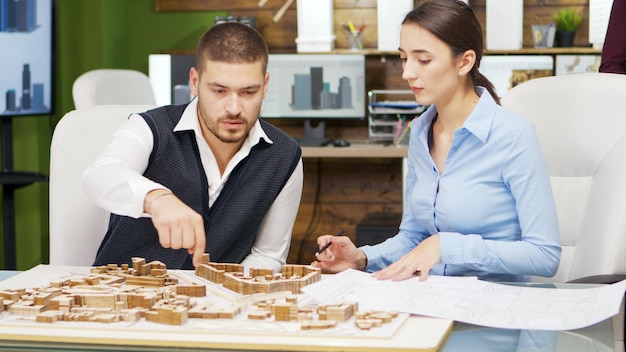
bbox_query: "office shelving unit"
[367,90,426,143]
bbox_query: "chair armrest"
[567,274,626,285]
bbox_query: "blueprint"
[301,269,626,331]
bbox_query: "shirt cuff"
[361,245,385,272]
[439,231,463,265]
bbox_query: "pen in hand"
[315,229,346,255]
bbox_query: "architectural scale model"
[0,257,399,332]
[194,253,322,294]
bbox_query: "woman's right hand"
[311,234,367,273]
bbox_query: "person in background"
[312,0,561,282]
[83,22,303,272]
[599,0,626,74]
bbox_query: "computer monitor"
[0,0,54,117]
[261,53,366,141]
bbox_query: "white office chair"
[501,72,626,350]
[72,69,157,109]
[49,104,157,266]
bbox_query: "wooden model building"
[194,253,322,294]
[1,258,198,325]
[0,257,398,331]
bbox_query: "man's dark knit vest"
[93,104,302,269]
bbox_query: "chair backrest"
[49,104,157,265]
[500,72,626,283]
[72,69,157,109]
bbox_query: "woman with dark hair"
[313,0,561,282]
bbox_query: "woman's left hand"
[372,234,441,282]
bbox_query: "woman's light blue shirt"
[362,88,561,282]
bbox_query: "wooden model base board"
[0,265,453,352]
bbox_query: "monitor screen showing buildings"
[261,54,366,120]
[0,0,53,116]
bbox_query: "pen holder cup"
[347,30,364,51]
[532,25,555,48]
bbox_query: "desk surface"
[0,322,615,352]
[302,142,408,158]
[0,315,452,352]
[0,266,451,352]
[0,270,16,281]
[0,268,617,352]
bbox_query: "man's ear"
[189,67,199,97]
[263,71,270,98]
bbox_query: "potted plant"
[552,8,583,47]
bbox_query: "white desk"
[301,142,408,158]
[0,270,17,281]
[0,265,451,352]
[0,267,618,352]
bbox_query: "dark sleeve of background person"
[599,0,626,74]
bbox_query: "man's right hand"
[144,189,206,267]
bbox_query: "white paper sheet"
[301,269,626,331]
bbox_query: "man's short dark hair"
[196,22,269,74]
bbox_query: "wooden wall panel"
[155,0,384,51]
[288,158,403,264]
[471,0,591,48]
[523,7,590,47]
[254,9,298,52]
[366,56,405,90]
[155,0,594,51]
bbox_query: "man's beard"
[209,115,246,144]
